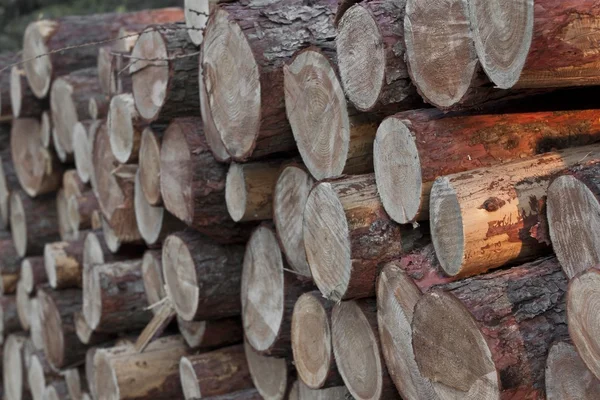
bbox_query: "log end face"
[134,169,164,245]
[180,356,202,399]
[4,335,24,400]
[83,265,102,331]
[412,290,499,399]
[101,218,121,253]
[28,354,47,400]
[38,289,66,368]
[108,94,137,164]
[94,350,120,400]
[199,61,231,163]
[41,112,51,148]
[43,243,59,288]
[139,128,162,206]
[10,67,22,118]
[430,177,465,277]
[546,341,600,400]
[203,8,261,160]
[163,234,200,321]
[292,292,332,389]
[10,192,27,257]
[142,251,166,310]
[244,340,289,400]
[23,21,53,99]
[73,122,92,184]
[226,163,248,222]
[242,226,285,353]
[21,259,34,293]
[11,118,45,197]
[303,183,351,302]
[83,232,105,269]
[67,195,81,235]
[374,117,422,224]
[284,49,349,180]
[50,78,77,154]
[185,0,210,46]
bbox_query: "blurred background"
[0,0,182,52]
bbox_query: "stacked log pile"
[0,0,600,399]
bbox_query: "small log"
[0,230,21,275]
[244,341,292,400]
[74,311,115,346]
[88,95,109,121]
[242,226,313,356]
[16,282,32,330]
[107,93,145,164]
[10,190,61,257]
[56,189,77,241]
[139,127,164,206]
[374,108,600,224]
[22,8,186,98]
[29,299,44,351]
[180,344,254,399]
[82,259,152,333]
[160,117,252,243]
[162,231,244,321]
[11,119,62,197]
[82,231,141,271]
[225,161,282,222]
[62,169,85,200]
[1,272,18,295]
[202,3,336,161]
[10,67,46,118]
[27,352,62,400]
[546,341,600,400]
[177,316,244,350]
[44,239,86,289]
[547,163,600,278]
[1,295,20,342]
[130,23,199,123]
[0,53,18,118]
[184,0,211,46]
[37,286,87,368]
[291,381,351,400]
[64,366,88,400]
[141,250,165,313]
[331,299,399,400]
[72,120,101,184]
[429,144,600,278]
[291,291,342,389]
[273,164,313,277]
[412,256,568,399]
[303,174,428,301]
[284,47,378,180]
[21,257,47,294]
[68,190,100,239]
[3,334,32,400]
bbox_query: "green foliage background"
[0,0,182,53]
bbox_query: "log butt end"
[108,93,138,164]
[546,341,600,400]
[180,356,202,399]
[73,122,93,184]
[139,127,162,206]
[162,234,199,321]
[244,341,289,400]
[38,289,66,368]
[23,21,54,99]
[83,232,105,268]
[50,78,77,154]
[226,163,248,222]
[20,259,34,293]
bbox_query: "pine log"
[74,311,114,346]
[107,93,146,164]
[22,8,185,99]
[337,1,417,112]
[163,231,244,321]
[273,164,313,277]
[1,272,18,295]
[21,257,46,294]
[547,163,600,278]
[291,291,342,389]
[16,282,32,331]
[0,231,22,275]
[10,67,46,119]
[331,299,399,400]
[27,352,62,400]
[3,334,32,400]
[242,226,313,356]
[430,144,600,278]
[82,259,152,333]
[160,117,253,243]
[43,239,86,289]
[180,344,254,399]
[225,161,282,222]
[374,108,600,224]
[412,256,568,399]
[141,250,165,313]
[139,126,164,206]
[303,174,428,301]
[68,190,100,239]
[73,120,101,184]
[202,3,336,161]
[184,0,211,45]
[37,286,87,368]
[1,295,20,343]
[130,23,199,123]
[284,47,378,180]
[244,341,293,400]
[545,341,600,400]
[11,119,62,197]
[177,316,244,350]
[10,191,61,257]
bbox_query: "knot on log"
[480,197,506,212]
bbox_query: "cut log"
[62,169,85,199]
[21,257,47,294]
[130,23,199,123]
[22,8,186,98]
[0,53,18,119]
[139,126,164,206]
[244,341,292,400]
[29,299,44,351]
[160,117,253,243]
[73,120,101,184]
[304,174,428,301]
[94,336,193,400]
[1,272,18,295]
[11,119,62,197]
[0,142,20,228]
[242,225,313,356]
[10,191,61,257]
[226,161,282,222]
[64,366,88,400]
[50,127,70,163]
[107,93,145,164]
[291,291,342,389]
[37,286,87,368]
[141,250,165,312]
[273,164,313,277]
[184,0,210,45]
[545,341,600,400]
[0,232,22,275]
[56,189,78,242]
[27,352,62,400]
[202,3,336,161]
[470,0,600,89]
[40,112,52,149]
[180,344,254,399]
[134,169,184,245]
[74,311,114,346]
[162,231,244,321]
[41,381,69,400]
[1,295,20,343]
[337,1,416,112]
[177,316,244,350]
[82,231,142,271]
[547,163,600,278]
[68,190,100,239]
[88,95,109,121]
[97,47,117,96]
[430,144,600,278]
[374,108,600,224]
[10,67,46,118]
[44,239,86,289]
[16,282,32,330]
[284,47,378,180]
[83,259,153,333]
[3,334,32,400]
[413,257,569,398]
[331,299,399,400]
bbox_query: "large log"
[72,120,101,184]
[430,144,600,278]
[412,257,568,399]
[545,341,600,400]
[179,344,254,399]
[291,291,342,389]
[177,316,244,350]
[244,341,293,400]
[374,108,600,224]
[10,67,46,119]
[242,226,313,356]
[21,257,47,294]
[202,2,336,161]
[107,93,146,164]
[1,295,20,343]
[43,239,85,289]
[303,174,428,301]
[139,127,164,206]
[22,8,185,98]
[163,231,244,321]
[546,163,600,278]
[130,23,199,123]
[3,334,32,400]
